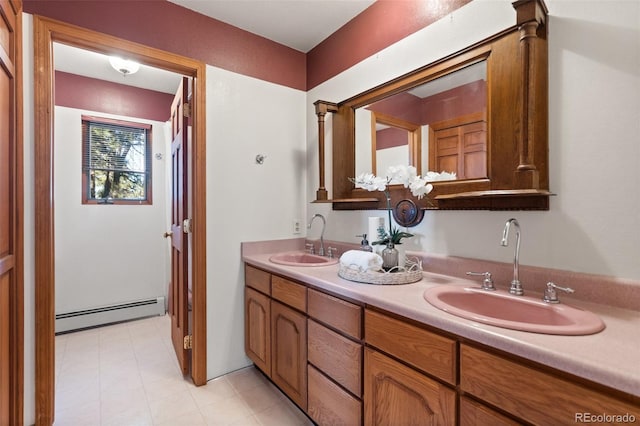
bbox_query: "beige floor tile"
[237,382,285,415]
[189,376,237,408]
[101,385,149,419]
[252,400,310,426]
[229,414,262,426]
[53,399,101,426]
[55,317,308,426]
[148,389,200,425]
[143,375,191,403]
[225,367,270,394]
[100,404,153,426]
[153,408,207,426]
[198,394,255,426]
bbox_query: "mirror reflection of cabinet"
[428,111,486,180]
[314,0,551,211]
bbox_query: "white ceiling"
[168,0,376,53]
[54,43,184,94]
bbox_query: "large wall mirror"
[316,0,551,212]
[355,61,487,182]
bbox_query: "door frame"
[33,15,207,425]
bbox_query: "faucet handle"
[305,243,315,255]
[543,282,575,304]
[466,272,496,291]
[327,247,337,258]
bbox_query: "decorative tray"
[338,257,423,285]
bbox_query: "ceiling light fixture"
[109,56,140,76]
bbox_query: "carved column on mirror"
[313,100,338,201]
[513,0,548,189]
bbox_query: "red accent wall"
[377,127,408,150]
[420,80,486,124]
[55,71,174,122]
[25,0,472,91]
[368,92,423,124]
[368,80,486,126]
[306,0,473,90]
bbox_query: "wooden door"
[0,1,22,425]
[364,348,456,425]
[0,0,23,424]
[244,287,271,375]
[271,300,307,410]
[169,77,190,374]
[429,112,487,180]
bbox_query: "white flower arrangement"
[349,165,456,245]
[350,165,455,200]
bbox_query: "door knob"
[163,231,173,238]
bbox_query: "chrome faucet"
[308,214,326,256]
[501,218,523,295]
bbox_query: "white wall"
[54,106,170,314]
[205,66,306,378]
[307,0,640,282]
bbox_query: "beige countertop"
[242,239,640,398]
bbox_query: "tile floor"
[54,315,312,425]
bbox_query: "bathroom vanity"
[242,240,639,425]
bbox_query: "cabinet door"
[364,348,456,425]
[271,300,307,410]
[245,287,271,375]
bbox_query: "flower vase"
[382,243,399,272]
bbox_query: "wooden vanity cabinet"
[244,265,272,374]
[460,344,640,425]
[244,266,308,410]
[244,287,271,375]
[365,348,456,425]
[271,300,307,410]
[364,308,457,425]
[307,288,364,425]
[246,264,639,425]
[459,397,520,426]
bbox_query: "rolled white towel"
[339,250,383,272]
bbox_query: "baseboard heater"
[55,296,166,333]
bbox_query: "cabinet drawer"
[272,275,306,312]
[308,288,362,339]
[364,309,456,384]
[245,265,271,295]
[459,396,519,426]
[308,365,362,426]
[460,344,640,425]
[308,319,362,397]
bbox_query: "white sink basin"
[423,286,605,335]
[269,251,339,267]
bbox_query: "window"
[82,116,152,204]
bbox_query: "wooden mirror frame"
[315,0,550,211]
[370,111,422,176]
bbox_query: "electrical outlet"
[293,219,301,234]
